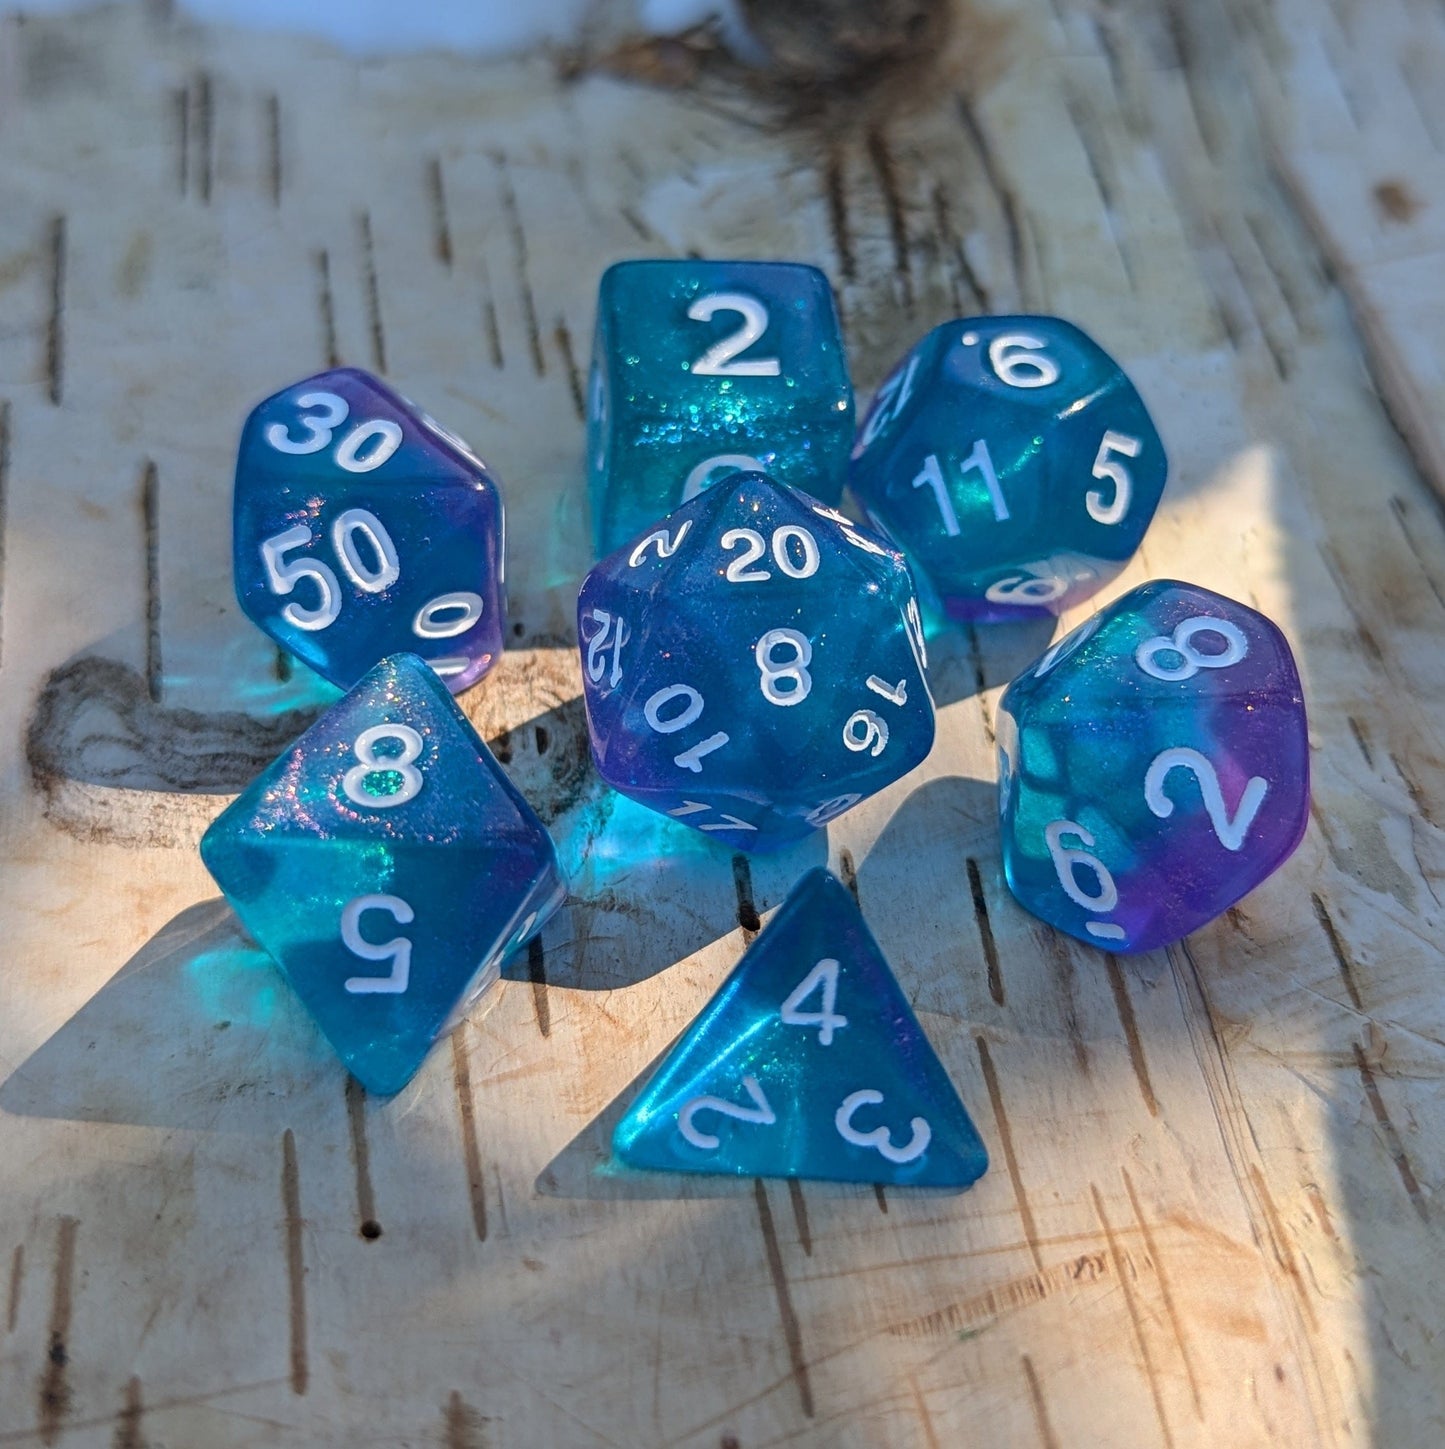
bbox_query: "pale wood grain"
[0,0,1442,1444]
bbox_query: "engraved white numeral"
[413,591,484,640]
[866,675,908,706]
[960,437,1009,522]
[1087,430,1140,525]
[332,508,400,592]
[629,520,692,568]
[843,709,889,756]
[810,503,890,557]
[679,1075,776,1149]
[911,454,961,536]
[260,525,341,631]
[904,595,927,668]
[780,958,847,1045]
[264,390,403,473]
[668,801,757,833]
[644,684,729,772]
[984,573,1068,606]
[1144,747,1267,852]
[688,293,780,377]
[987,332,1060,389]
[805,793,863,827]
[1033,614,1103,678]
[755,628,813,707]
[342,723,425,808]
[721,525,820,583]
[1044,820,1118,911]
[584,608,629,687]
[1135,616,1249,682]
[683,453,764,502]
[858,353,920,449]
[340,894,413,994]
[835,1089,931,1164]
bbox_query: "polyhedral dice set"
[199,254,1309,1193]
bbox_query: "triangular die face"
[214,655,540,850]
[613,869,989,1187]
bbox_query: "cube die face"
[997,581,1309,952]
[850,317,1167,621]
[200,654,566,1094]
[235,368,506,693]
[587,260,854,557]
[578,473,934,851]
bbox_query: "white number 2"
[688,293,780,377]
[1145,747,1267,852]
[340,894,413,995]
[679,1076,776,1149]
[780,959,847,1045]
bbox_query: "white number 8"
[342,724,424,808]
[755,628,813,707]
[1136,616,1249,682]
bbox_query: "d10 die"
[578,472,934,852]
[996,580,1309,952]
[615,868,989,1186]
[587,259,854,558]
[200,653,565,1094]
[235,367,505,693]
[850,316,1166,621]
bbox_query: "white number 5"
[1087,430,1141,525]
[340,895,413,995]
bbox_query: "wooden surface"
[1,0,1443,1443]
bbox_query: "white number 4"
[780,959,848,1045]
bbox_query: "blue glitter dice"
[235,367,506,692]
[997,580,1309,952]
[614,868,989,1186]
[200,653,566,1094]
[850,316,1166,621]
[578,472,935,851]
[587,259,854,558]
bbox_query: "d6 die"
[850,317,1166,620]
[578,472,933,851]
[996,580,1309,952]
[235,367,505,692]
[200,653,565,1094]
[587,259,854,558]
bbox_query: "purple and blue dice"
[849,316,1166,621]
[587,259,854,558]
[200,653,566,1094]
[578,472,934,852]
[235,367,505,692]
[996,580,1309,952]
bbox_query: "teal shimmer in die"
[588,259,854,558]
[850,316,1167,622]
[200,654,566,1094]
[614,868,989,1187]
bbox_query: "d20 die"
[200,653,565,1094]
[996,580,1309,952]
[578,472,934,852]
[235,366,505,692]
[587,259,854,558]
[849,316,1166,621]
[615,867,989,1187]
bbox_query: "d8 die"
[849,316,1166,621]
[587,259,854,558]
[996,580,1309,952]
[200,653,565,1094]
[235,367,505,693]
[578,472,933,851]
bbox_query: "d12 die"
[578,472,934,852]
[615,868,989,1186]
[996,580,1309,952]
[200,653,565,1094]
[587,259,854,558]
[850,316,1166,621]
[235,367,505,693]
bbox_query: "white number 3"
[835,1090,931,1164]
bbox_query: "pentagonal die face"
[235,367,506,693]
[587,259,854,558]
[850,316,1167,622]
[996,580,1309,952]
[200,655,566,1094]
[578,473,934,851]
